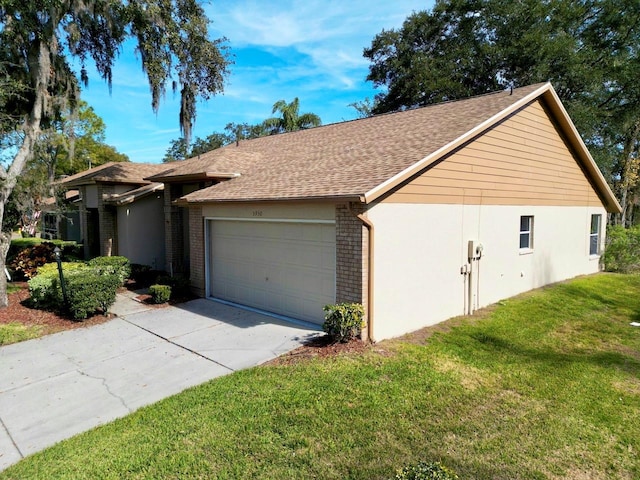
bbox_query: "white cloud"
[77,1,432,163]
[209,0,423,47]
[208,0,428,88]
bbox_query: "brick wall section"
[163,185,184,274]
[78,187,90,259]
[188,205,205,297]
[97,184,116,257]
[335,203,369,324]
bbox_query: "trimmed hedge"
[323,302,365,343]
[28,262,86,308]
[88,256,131,285]
[27,255,128,319]
[66,271,121,319]
[149,284,171,304]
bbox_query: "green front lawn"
[2,273,639,479]
[0,284,41,346]
[0,323,41,345]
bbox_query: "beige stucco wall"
[367,202,606,341]
[117,193,166,269]
[84,185,98,208]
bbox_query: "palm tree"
[262,98,321,134]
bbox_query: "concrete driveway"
[0,299,321,471]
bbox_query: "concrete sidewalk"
[0,298,321,471]
[110,288,156,316]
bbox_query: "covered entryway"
[206,219,336,324]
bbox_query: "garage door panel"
[302,248,322,267]
[209,220,336,324]
[301,224,320,241]
[320,275,335,297]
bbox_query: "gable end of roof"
[362,83,621,214]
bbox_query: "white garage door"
[207,219,336,324]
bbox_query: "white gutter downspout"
[348,202,374,342]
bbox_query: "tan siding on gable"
[383,100,603,207]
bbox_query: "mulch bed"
[0,283,113,337]
[123,279,197,307]
[267,335,373,366]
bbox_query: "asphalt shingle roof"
[159,84,546,203]
[60,162,169,187]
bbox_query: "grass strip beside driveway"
[2,273,639,479]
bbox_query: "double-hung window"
[590,214,602,256]
[519,215,534,250]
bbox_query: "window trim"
[589,214,602,256]
[519,215,534,253]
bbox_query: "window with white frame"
[519,215,534,249]
[590,214,602,255]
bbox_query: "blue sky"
[79,1,433,163]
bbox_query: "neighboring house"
[59,83,621,341]
[58,162,168,269]
[42,189,82,242]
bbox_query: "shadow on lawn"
[449,458,548,480]
[469,331,640,376]
[552,281,624,309]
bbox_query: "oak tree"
[0,0,230,306]
[364,0,640,224]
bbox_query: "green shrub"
[88,256,131,284]
[8,238,79,261]
[28,262,86,308]
[603,225,640,273]
[9,242,56,280]
[322,302,365,343]
[66,271,121,319]
[28,262,120,318]
[130,263,152,284]
[8,237,43,254]
[156,274,190,299]
[171,276,191,298]
[60,242,83,261]
[149,284,171,304]
[392,462,458,480]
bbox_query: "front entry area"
[206,219,336,324]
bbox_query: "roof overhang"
[103,183,164,206]
[362,83,622,213]
[145,172,241,183]
[66,179,152,188]
[175,193,361,207]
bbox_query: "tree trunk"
[0,233,11,306]
[618,122,640,227]
[47,149,57,197]
[0,41,49,307]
